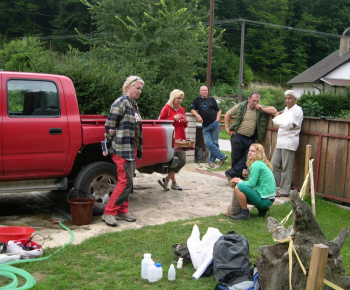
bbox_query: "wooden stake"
[306,244,329,290]
[304,145,312,192]
[309,159,316,216]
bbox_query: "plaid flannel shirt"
[105,95,143,161]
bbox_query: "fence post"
[306,244,329,290]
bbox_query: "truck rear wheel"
[74,161,117,215]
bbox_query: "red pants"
[103,154,134,215]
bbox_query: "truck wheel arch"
[74,161,117,215]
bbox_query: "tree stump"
[224,183,241,216]
[225,190,241,216]
[256,190,350,289]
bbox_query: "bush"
[335,110,350,119]
[218,97,239,114]
[258,88,286,111]
[0,37,56,72]
[299,91,350,118]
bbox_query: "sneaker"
[229,209,250,220]
[115,212,137,222]
[219,155,228,167]
[171,183,182,191]
[209,162,215,168]
[101,214,118,227]
[158,178,169,190]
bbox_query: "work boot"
[257,208,269,218]
[242,169,249,178]
[115,212,137,222]
[229,209,250,220]
[101,214,118,227]
[225,173,233,186]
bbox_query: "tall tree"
[48,0,92,52]
[0,1,49,38]
[244,0,290,83]
[82,0,221,116]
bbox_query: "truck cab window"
[7,80,60,117]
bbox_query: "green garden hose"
[0,221,75,290]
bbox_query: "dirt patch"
[0,163,289,249]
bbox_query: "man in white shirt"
[271,90,303,197]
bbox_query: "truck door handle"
[49,128,62,135]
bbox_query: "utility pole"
[238,19,245,102]
[206,0,214,95]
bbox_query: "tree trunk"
[256,190,350,289]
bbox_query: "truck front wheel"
[74,162,117,215]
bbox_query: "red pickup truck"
[0,71,176,212]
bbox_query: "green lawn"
[4,197,350,289]
[219,130,230,140]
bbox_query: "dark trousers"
[225,133,254,178]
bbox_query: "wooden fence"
[220,115,350,204]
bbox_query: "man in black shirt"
[190,86,227,168]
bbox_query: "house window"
[7,80,60,117]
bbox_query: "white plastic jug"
[148,263,158,282]
[141,253,154,279]
[168,264,176,281]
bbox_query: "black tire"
[74,161,117,215]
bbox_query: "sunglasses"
[130,77,142,85]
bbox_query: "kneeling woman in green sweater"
[230,143,276,220]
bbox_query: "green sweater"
[242,160,276,198]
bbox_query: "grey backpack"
[213,231,253,286]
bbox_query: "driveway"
[0,163,287,249]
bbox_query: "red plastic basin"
[0,226,35,244]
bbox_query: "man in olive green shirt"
[224,92,276,180]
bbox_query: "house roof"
[322,78,350,86]
[287,49,350,84]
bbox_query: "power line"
[0,8,55,17]
[4,17,343,41]
[212,18,342,39]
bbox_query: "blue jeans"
[202,121,225,163]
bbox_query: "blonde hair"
[122,76,144,94]
[246,143,273,170]
[167,89,185,108]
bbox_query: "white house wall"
[291,84,323,98]
[326,62,350,79]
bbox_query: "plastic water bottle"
[155,263,163,281]
[141,253,153,279]
[177,257,183,269]
[168,264,176,281]
[148,262,158,283]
